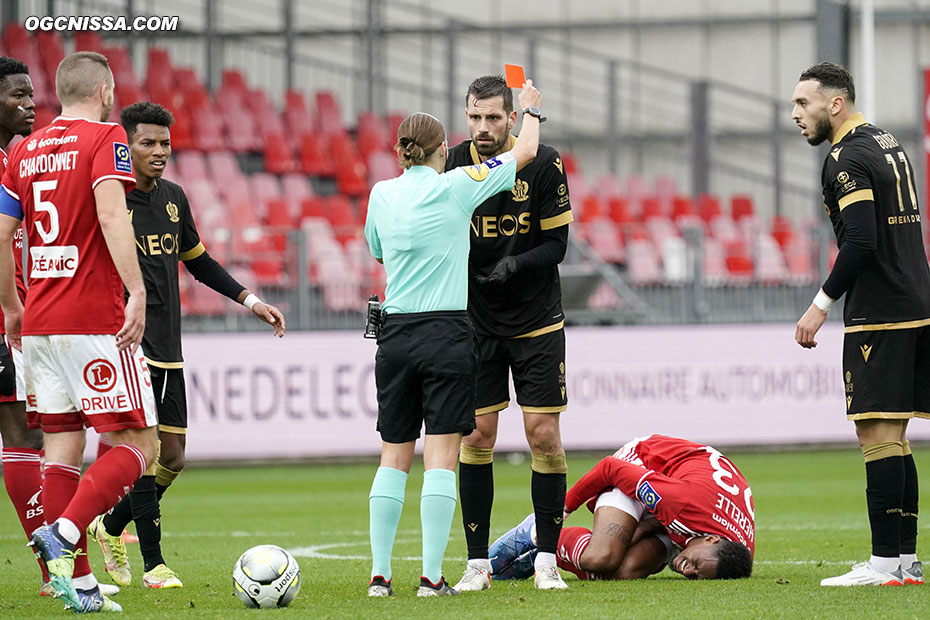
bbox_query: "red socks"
[2,448,44,536]
[60,444,146,531]
[44,462,91,577]
[3,448,49,581]
[556,526,597,581]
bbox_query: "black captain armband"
[183,251,247,301]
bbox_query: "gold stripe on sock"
[155,462,181,488]
[531,451,567,474]
[460,445,493,465]
[862,441,905,463]
[903,440,912,456]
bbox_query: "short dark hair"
[466,75,513,114]
[713,540,753,579]
[0,56,29,85]
[799,62,856,104]
[120,101,175,139]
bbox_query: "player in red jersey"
[0,51,157,613]
[0,55,49,592]
[490,435,754,581]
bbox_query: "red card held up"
[504,64,526,88]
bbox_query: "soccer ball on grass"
[233,544,301,608]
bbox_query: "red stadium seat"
[579,195,607,223]
[249,173,282,215]
[724,241,754,282]
[707,214,739,243]
[586,217,625,264]
[592,174,621,199]
[385,112,406,142]
[2,24,51,107]
[697,193,722,223]
[300,196,325,222]
[264,198,295,229]
[314,91,344,135]
[74,32,104,53]
[755,234,788,284]
[671,195,696,221]
[640,197,664,221]
[559,152,579,175]
[784,237,815,283]
[356,111,388,160]
[731,194,755,220]
[263,133,298,174]
[299,133,335,177]
[367,151,399,186]
[627,238,662,285]
[324,195,361,244]
[771,215,795,249]
[35,32,64,99]
[192,107,226,151]
[608,196,632,225]
[702,238,728,287]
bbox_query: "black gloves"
[475,256,519,285]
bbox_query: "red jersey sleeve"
[565,457,690,525]
[91,125,135,192]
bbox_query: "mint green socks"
[369,466,408,581]
[420,468,457,583]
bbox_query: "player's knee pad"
[531,450,567,474]
[861,441,905,463]
[460,444,493,465]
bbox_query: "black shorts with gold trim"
[843,321,930,421]
[475,324,567,415]
[375,311,478,443]
[147,361,188,433]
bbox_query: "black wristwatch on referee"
[523,106,546,123]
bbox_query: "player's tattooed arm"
[601,522,633,545]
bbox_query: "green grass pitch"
[1,448,928,618]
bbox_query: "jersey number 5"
[32,180,60,243]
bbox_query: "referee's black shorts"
[375,311,478,443]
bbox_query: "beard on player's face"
[805,110,833,146]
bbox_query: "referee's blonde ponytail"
[395,113,445,169]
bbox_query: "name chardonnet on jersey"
[19,151,79,178]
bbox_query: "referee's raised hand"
[517,79,541,110]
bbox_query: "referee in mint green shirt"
[364,82,543,598]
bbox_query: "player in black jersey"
[87,102,285,590]
[446,75,572,591]
[792,63,928,587]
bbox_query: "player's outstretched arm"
[182,252,285,337]
[0,213,23,350]
[95,179,146,352]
